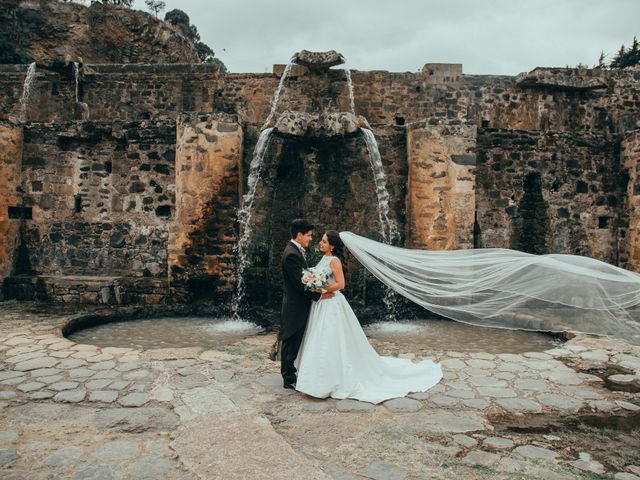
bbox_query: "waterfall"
[230,128,275,319]
[361,128,401,320]
[73,62,80,103]
[361,129,400,244]
[19,62,36,119]
[345,69,355,116]
[263,61,293,129]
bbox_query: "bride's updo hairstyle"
[325,230,346,263]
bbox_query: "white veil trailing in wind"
[339,232,640,342]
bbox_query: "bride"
[294,230,443,404]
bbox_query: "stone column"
[169,113,243,296]
[406,121,476,250]
[0,121,23,293]
[621,132,640,272]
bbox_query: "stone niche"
[169,113,243,300]
[476,129,621,263]
[242,124,407,309]
[0,121,23,293]
[406,121,476,250]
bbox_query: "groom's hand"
[320,293,334,300]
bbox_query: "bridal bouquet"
[301,267,329,291]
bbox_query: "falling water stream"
[230,59,296,319]
[230,128,275,319]
[361,128,402,320]
[231,59,400,322]
[361,128,401,245]
[263,61,293,129]
[73,62,80,103]
[19,62,36,119]
[345,69,355,115]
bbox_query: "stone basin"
[273,110,371,138]
[291,49,345,70]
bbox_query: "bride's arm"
[323,258,345,293]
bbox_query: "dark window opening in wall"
[576,181,588,193]
[104,161,112,174]
[415,85,421,92]
[155,205,172,218]
[481,120,490,128]
[473,211,481,248]
[395,116,405,126]
[598,216,610,229]
[74,195,82,213]
[8,206,32,219]
[428,69,434,75]
[51,82,58,96]
[513,172,549,255]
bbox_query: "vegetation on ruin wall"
[597,36,640,69]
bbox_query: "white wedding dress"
[294,255,443,404]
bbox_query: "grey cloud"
[136,0,640,75]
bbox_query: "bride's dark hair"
[325,230,346,263]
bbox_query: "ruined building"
[1,44,639,310]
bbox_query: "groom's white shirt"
[290,239,306,258]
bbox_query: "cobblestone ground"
[0,302,639,479]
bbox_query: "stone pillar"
[406,121,476,250]
[0,121,23,291]
[169,113,243,296]
[621,132,640,272]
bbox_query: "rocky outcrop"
[516,67,608,91]
[0,0,200,65]
[292,50,345,70]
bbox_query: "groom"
[280,218,331,389]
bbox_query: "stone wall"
[3,63,639,135]
[0,61,639,306]
[476,129,622,263]
[406,121,476,249]
[0,121,23,293]
[620,131,640,271]
[169,113,243,300]
[18,120,175,279]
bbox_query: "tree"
[145,0,165,18]
[597,51,606,69]
[610,45,626,69]
[606,36,640,69]
[196,42,214,63]
[205,57,227,73]
[164,9,191,36]
[164,8,227,68]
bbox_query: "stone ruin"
[0,51,639,313]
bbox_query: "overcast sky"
[134,0,639,75]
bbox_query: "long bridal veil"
[339,232,640,342]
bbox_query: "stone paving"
[0,303,639,479]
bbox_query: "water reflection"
[365,319,561,354]
[68,317,262,350]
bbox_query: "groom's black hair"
[290,218,314,239]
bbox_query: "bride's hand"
[320,292,334,300]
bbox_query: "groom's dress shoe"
[283,383,296,390]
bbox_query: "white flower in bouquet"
[301,267,329,290]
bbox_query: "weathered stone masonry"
[0,62,638,305]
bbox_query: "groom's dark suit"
[280,241,320,386]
